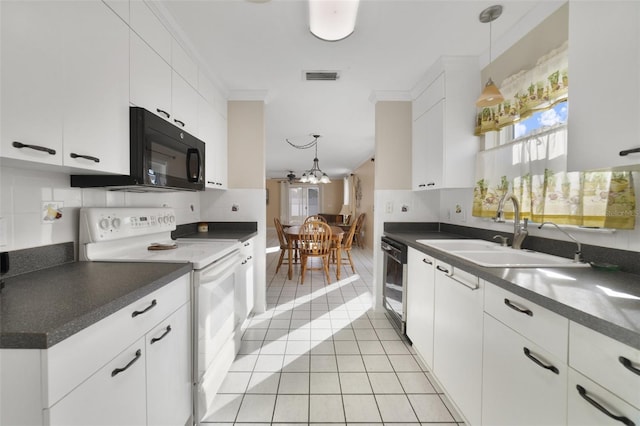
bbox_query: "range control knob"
[111,218,121,229]
[99,218,110,230]
[169,215,175,223]
[158,216,164,224]
[164,215,171,224]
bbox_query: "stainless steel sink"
[416,239,589,268]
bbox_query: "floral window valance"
[475,41,568,136]
[472,126,636,229]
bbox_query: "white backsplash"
[0,165,200,251]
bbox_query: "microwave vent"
[305,71,340,81]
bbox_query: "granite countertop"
[173,221,258,242]
[0,262,193,349]
[178,229,258,242]
[384,230,640,350]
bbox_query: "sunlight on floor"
[200,229,465,425]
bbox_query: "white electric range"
[79,207,243,424]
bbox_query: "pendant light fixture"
[309,0,360,42]
[286,134,331,184]
[476,5,504,107]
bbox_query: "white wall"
[373,189,440,310]
[0,165,200,251]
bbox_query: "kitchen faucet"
[538,221,584,263]
[494,193,528,249]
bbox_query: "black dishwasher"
[381,236,408,334]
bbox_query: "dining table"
[284,225,345,281]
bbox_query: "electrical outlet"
[385,202,393,214]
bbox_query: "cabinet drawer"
[569,321,640,409]
[44,273,190,406]
[46,338,147,426]
[568,368,640,426]
[484,282,568,361]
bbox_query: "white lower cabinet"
[146,303,192,426]
[48,339,147,426]
[2,274,191,426]
[236,238,255,329]
[433,261,483,426]
[568,368,640,426]
[482,313,567,426]
[406,247,435,369]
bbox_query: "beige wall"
[351,158,375,252]
[265,179,280,228]
[227,101,265,189]
[374,101,412,190]
[483,3,568,85]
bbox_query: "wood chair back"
[304,215,327,224]
[298,221,332,256]
[274,217,288,248]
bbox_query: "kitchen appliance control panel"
[80,208,176,243]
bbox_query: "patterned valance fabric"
[475,42,568,136]
[472,127,636,229]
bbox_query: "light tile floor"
[203,229,465,425]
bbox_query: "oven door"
[381,241,407,334]
[192,249,242,423]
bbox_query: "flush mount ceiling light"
[309,0,360,42]
[476,5,505,107]
[286,134,331,184]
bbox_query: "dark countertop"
[173,221,258,242]
[0,262,193,349]
[384,230,640,350]
[178,230,258,242]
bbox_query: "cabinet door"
[406,248,435,369]
[236,239,255,328]
[198,97,223,189]
[412,111,430,190]
[482,313,567,426]
[47,340,146,426]
[172,72,199,136]
[146,304,192,426]
[130,31,173,123]
[568,368,640,426]
[567,1,640,171]
[422,101,445,189]
[433,263,482,425]
[61,0,129,174]
[213,110,229,189]
[0,1,64,165]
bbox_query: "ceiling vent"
[305,71,340,81]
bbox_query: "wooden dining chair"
[352,213,366,248]
[297,221,332,284]
[303,215,327,224]
[274,217,296,273]
[332,219,358,273]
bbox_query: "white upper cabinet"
[172,39,198,89]
[198,96,228,189]
[103,0,130,23]
[61,1,130,174]
[412,57,480,190]
[130,31,173,121]
[172,72,200,136]
[567,1,640,171]
[1,1,64,166]
[129,0,171,62]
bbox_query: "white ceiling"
[157,0,564,180]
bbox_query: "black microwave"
[71,107,205,191]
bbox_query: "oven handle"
[186,148,201,183]
[197,250,242,285]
